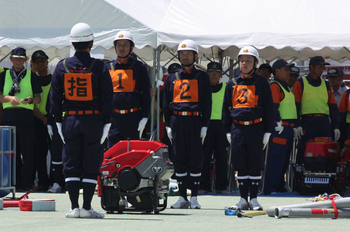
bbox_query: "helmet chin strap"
[182,62,194,67]
[242,67,256,76]
[241,60,258,76]
[180,52,196,68]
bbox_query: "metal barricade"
[0,126,16,199]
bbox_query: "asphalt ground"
[1,191,350,232]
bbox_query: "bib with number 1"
[110,70,135,92]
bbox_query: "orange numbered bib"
[110,70,135,93]
[232,85,257,108]
[64,73,93,101]
[173,79,198,103]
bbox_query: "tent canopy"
[1,0,350,63]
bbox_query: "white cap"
[70,23,94,42]
[237,45,259,60]
[114,31,134,45]
[177,39,198,53]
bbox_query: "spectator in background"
[0,47,42,191]
[31,50,51,192]
[293,56,341,190]
[327,68,348,106]
[338,86,350,145]
[286,66,300,91]
[200,62,228,194]
[264,59,296,195]
[257,63,272,82]
[0,67,7,123]
[329,68,349,148]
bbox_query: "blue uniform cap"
[272,59,294,73]
[310,56,330,65]
[11,47,26,58]
[327,68,343,78]
[290,66,300,76]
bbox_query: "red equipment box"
[304,137,340,172]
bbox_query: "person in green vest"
[0,67,8,123]
[0,47,42,191]
[263,59,297,195]
[30,50,52,192]
[199,62,228,194]
[293,56,341,191]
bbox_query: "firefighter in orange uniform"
[163,39,212,209]
[223,46,274,210]
[106,31,151,148]
[50,23,113,218]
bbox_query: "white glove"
[296,126,304,139]
[200,127,208,144]
[334,129,341,141]
[263,132,271,150]
[166,126,173,144]
[101,123,111,144]
[275,121,284,134]
[226,133,231,145]
[56,122,65,144]
[47,125,53,140]
[293,128,298,139]
[138,118,148,139]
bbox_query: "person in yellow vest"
[263,59,297,195]
[0,67,8,123]
[0,47,42,191]
[338,87,350,143]
[30,50,52,192]
[293,56,340,190]
[199,62,228,194]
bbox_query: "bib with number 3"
[232,85,256,108]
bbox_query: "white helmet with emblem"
[114,31,134,46]
[237,45,259,60]
[177,39,198,54]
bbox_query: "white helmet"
[114,31,134,46]
[177,39,198,54]
[237,45,259,60]
[70,23,94,42]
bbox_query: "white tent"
[1,0,350,63]
[2,0,350,139]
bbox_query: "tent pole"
[150,49,156,140]
[156,47,161,141]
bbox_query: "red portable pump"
[98,140,173,214]
[296,137,349,195]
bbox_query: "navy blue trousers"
[264,125,294,194]
[62,115,104,179]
